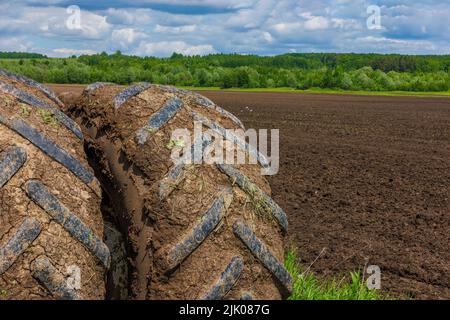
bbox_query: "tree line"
[0,52,47,59]
[0,51,449,92]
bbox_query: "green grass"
[285,250,385,300]
[178,86,299,93]
[37,109,58,126]
[178,86,450,98]
[299,88,450,97]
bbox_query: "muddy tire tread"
[217,163,289,232]
[114,83,152,109]
[0,217,42,275]
[201,256,244,300]
[0,76,106,300]
[24,180,110,268]
[0,115,97,190]
[32,256,80,300]
[0,68,63,107]
[0,80,83,139]
[233,220,292,292]
[0,146,27,188]
[165,188,233,271]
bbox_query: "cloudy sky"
[1,0,449,57]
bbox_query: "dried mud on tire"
[70,83,291,300]
[0,71,109,300]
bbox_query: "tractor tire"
[70,82,292,300]
[0,70,109,300]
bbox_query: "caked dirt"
[50,85,450,300]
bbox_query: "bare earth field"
[51,85,450,300]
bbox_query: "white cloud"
[155,24,197,33]
[331,18,361,30]
[105,8,152,25]
[272,22,302,34]
[2,0,450,56]
[0,6,111,40]
[0,37,32,52]
[45,10,111,39]
[262,31,274,43]
[225,0,276,29]
[142,0,258,10]
[136,41,216,56]
[304,16,329,30]
[111,28,146,48]
[342,36,444,54]
[51,48,97,57]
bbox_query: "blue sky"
[1,0,449,57]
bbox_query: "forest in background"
[0,51,449,92]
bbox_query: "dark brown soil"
[51,85,450,300]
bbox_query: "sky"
[1,0,449,57]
